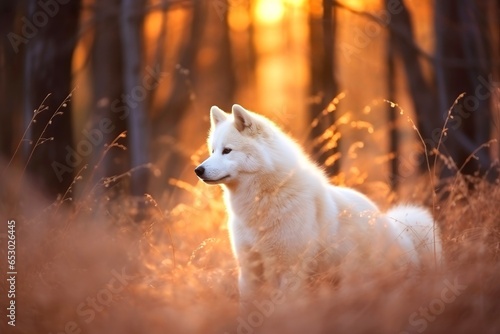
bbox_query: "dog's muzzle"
[194,165,205,177]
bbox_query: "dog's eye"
[222,148,232,155]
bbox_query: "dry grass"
[2,161,500,334]
[1,100,500,334]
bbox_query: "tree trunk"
[386,0,438,176]
[23,0,81,199]
[434,0,495,180]
[90,0,127,190]
[386,22,398,189]
[120,0,149,199]
[309,0,340,176]
[0,0,20,159]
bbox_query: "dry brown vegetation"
[1,109,500,334]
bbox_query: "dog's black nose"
[194,166,205,177]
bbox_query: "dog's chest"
[229,218,258,248]
[226,192,285,248]
[229,192,283,230]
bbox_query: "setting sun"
[254,0,285,24]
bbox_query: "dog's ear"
[232,104,253,132]
[210,106,228,127]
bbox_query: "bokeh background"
[1,0,499,206]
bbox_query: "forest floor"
[2,158,500,334]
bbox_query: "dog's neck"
[223,166,297,195]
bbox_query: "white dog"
[195,104,441,303]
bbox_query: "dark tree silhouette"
[309,0,340,175]
[360,0,498,184]
[385,0,438,186]
[23,0,81,199]
[386,15,397,189]
[0,0,20,159]
[120,0,149,198]
[90,0,128,189]
[434,0,496,180]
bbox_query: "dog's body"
[195,105,441,303]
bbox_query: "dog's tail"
[386,205,442,266]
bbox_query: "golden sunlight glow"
[342,0,367,10]
[254,0,285,25]
[144,11,163,40]
[309,0,322,17]
[228,6,250,32]
[73,37,87,72]
[284,0,306,7]
[325,152,341,167]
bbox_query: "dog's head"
[194,104,274,186]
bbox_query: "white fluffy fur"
[195,104,442,302]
